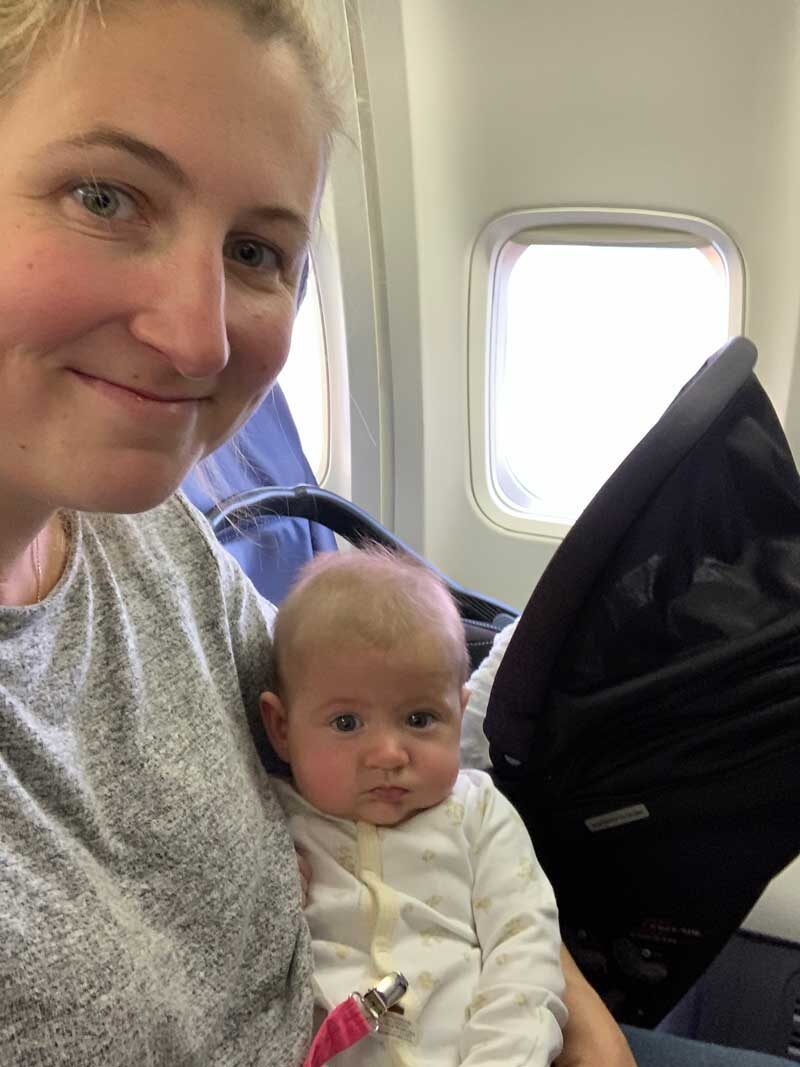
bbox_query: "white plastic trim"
[467,207,746,539]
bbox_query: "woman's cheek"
[230,288,297,383]
[1,237,132,352]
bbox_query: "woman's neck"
[0,511,66,607]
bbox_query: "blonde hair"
[272,546,470,697]
[0,0,341,148]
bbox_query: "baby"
[261,548,565,1066]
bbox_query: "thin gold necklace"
[31,533,42,604]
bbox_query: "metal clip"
[354,972,408,1029]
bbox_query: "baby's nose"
[365,734,410,769]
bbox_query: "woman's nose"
[128,246,230,379]
[364,733,411,770]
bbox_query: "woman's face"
[0,1,326,514]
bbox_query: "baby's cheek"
[430,748,461,796]
[296,750,355,815]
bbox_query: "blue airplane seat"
[182,383,336,604]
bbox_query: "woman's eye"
[72,182,136,221]
[331,714,361,733]
[407,711,435,729]
[224,237,280,273]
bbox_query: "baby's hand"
[295,847,311,907]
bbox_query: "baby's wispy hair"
[271,544,469,696]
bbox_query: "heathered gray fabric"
[0,494,313,1065]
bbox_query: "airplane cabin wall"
[354,0,800,609]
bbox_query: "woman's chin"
[57,456,200,515]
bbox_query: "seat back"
[183,384,336,603]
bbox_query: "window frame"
[467,207,745,539]
[278,253,331,484]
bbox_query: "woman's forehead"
[2,1,326,217]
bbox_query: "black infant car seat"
[485,336,800,1026]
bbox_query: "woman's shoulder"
[87,491,220,559]
[76,494,277,653]
[84,492,246,596]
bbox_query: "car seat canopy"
[561,374,800,694]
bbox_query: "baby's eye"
[72,182,137,221]
[223,237,281,273]
[331,714,361,733]
[407,711,436,729]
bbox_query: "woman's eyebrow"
[248,205,312,243]
[44,124,312,239]
[49,125,190,188]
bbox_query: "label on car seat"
[585,803,650,832]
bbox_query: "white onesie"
[273,768,566,1066]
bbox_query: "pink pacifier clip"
[302,972,408,1067]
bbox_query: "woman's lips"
[70,369,205,420]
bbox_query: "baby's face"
[263,638,467,825]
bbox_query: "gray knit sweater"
[0,495,313,1065]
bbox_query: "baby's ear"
[260,691,291,763]
[460,684,470,715]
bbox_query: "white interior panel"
[358,0,800,606]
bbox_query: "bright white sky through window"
[278,259,328,480]
[496,243,730,524]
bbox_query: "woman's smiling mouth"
[69,368,207,420]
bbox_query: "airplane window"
[491,239,730,526]
[278,257,329,481]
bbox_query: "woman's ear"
[260,691,291,763]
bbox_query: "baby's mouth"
[368,786,410,802]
